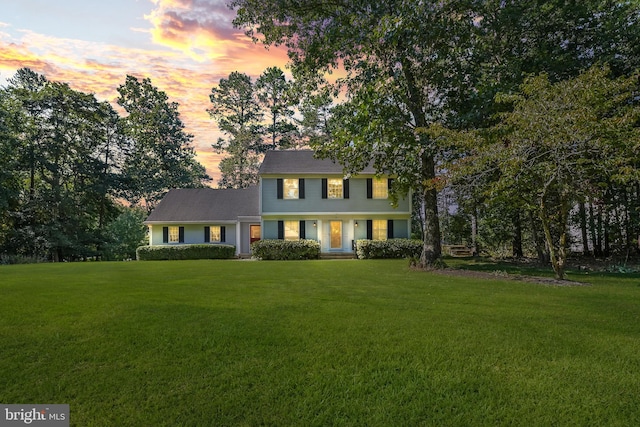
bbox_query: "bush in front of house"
[136,244,236,261]
[251,239,320,260]
[355,239,423,259]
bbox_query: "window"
[372,178,388,199]
[209,226,221,242]
[284,220,299,240]
[169,226,180,243]
[277,178,305,199]
[327,178,343,199]
[283,179,299,199]
[372,220,387,240]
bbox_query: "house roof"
[259,150,377,175]
[144,186,259,223]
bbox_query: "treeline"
[228,0,640,278]
[0,69,209,262]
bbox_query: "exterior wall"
[262,217,410,253]
[261,177,410,214]
[148,223,237,248]
[260,175,411,253]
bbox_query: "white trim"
[144,220,237,225]
[261,212,410,218]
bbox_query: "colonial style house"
[144,150,411,256]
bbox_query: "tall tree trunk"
[471,205,479,256]
[603,189,611,257]
[539,195,568,280]
[512,209,523,258]
[596,203,603,257]
[529,211,548,264]
[588,200,601,257]
[578,201,590,256]
[418,154,442,268]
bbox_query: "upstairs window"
[372,178,388,199]
[277,178,305,199]
[322,178,349,199]
[327,179,343,199]
[283,179,299,199]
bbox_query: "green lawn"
[1,260,638,426]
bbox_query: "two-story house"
[259,150,411,253]
[144,150,411,256]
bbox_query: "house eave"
[144,220,239,225]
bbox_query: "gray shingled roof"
[145,186,259,223]
[259,150,377,175]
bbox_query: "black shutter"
[278,221,284,239]
[204,226,210,243]
[163,227,169,243]
[178,227,185,243]
[299,220,306,239]
[299,179,305,199]
[366,220,373,240]
[321,178,328,199]
[221,226,226,242]
[343,179,349,199]
[388,178,394,191]
[387,220,394,239]
[277,178,283,199]
[366,178,373,199]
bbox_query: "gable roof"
[144,186,259,223]
[259,150,377,175]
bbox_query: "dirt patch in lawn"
[423,268,591,287]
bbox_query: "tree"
[118,75,209,210]
[102,207,148,261]
[208,71,264,188]
[255,67,299,150]
[2,69,125,261]
[231,0,481,267]
[463,66,639,279]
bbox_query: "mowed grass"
[1,260,639,426]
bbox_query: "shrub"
[355,239,423,259]
[251,239,320,260]
[0,254,48,265]
[136,244,236,261]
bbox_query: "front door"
[330,221,342,249]
[250,225,261,244]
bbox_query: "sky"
[0,0,291,184]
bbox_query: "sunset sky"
[0,0,291,184]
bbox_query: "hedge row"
[136,244,236,261]
[251,239,320,260]
[355,239,423,259]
